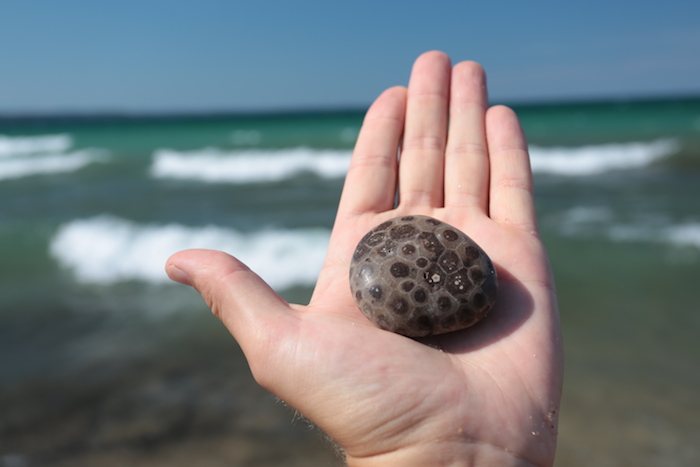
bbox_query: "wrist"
[344,441,543,467]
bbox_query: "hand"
[166,51,563,467]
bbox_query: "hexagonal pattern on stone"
[349,215,498,337]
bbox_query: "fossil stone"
[349,215,498,337]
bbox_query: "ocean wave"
[148,139,679,185]
[149,147,352,183]
[0,150,108,181]
[529,139,678,176]
[49,216,330,289]
[0,133,73,157]
[551,206,616,237]
[549,206,700,252]
[609,221,700,251]
[231,129,262,146]
[663,223,700,249]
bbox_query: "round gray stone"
[349,215,498,337]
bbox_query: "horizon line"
[2,92,699,121]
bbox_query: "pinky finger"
[486,105,538,233]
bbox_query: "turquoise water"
[1,98,699,465]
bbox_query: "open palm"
[167,51,563,466]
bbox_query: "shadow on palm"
[310,213,536,358]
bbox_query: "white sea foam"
[553,206,616,236]
[339,126,359,143]
[0,150,107,181]
[231,130,262,146]
[662,223,700,249]
[0,133,73,157]
[149,147,352,183]
[552,206,700,253]
[529,139,678,176]
[49,215,330,289]
[609,221,700,252]
[149,138,678,184]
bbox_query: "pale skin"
[166,51,564,466]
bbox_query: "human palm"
[167,51,563,466]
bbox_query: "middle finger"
[398,51,451,209]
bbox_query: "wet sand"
[4,336,698,467]
[1,359,341,467]
[2,286,698,466]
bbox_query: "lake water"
[1,97,699,466]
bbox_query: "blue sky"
[2,0,699,113]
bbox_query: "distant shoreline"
[2,93,700,122]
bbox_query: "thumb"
[165,248,293,352]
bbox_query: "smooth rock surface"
[349,215,498,337]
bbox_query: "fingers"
[398,51,451,208]
[486,105,538,232]
[337,86,406,216]
[444,61,490,213]
[165,249,293,351]
[338,51,536,235]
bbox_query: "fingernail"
[167,265,192,286]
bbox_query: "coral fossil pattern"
[349,215,498,337]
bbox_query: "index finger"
[336,86,407,217]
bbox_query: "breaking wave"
[149,147,352,183]
[0,133,107,181]
[0,133,73,157]
[549,206,700,251]
[49,216,330,290]
[529,139,678,176]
